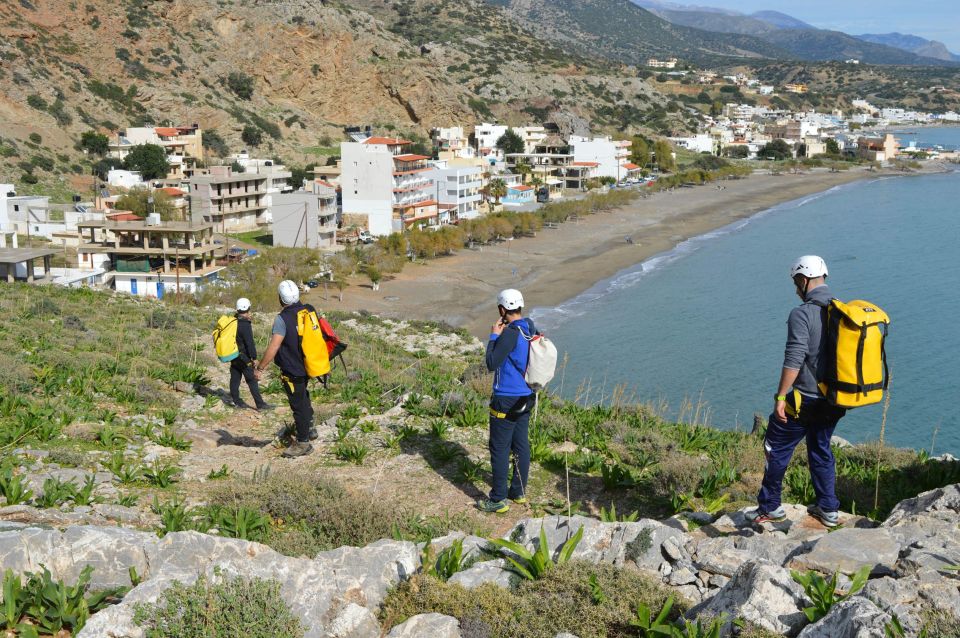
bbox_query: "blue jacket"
[486,318,536,397]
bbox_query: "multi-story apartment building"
[340,137,438,236]
[271,183,338,250]
[505,135,571,197]
[109,125,204,180]
[431,127,473,159]
[428,164,483,221]
[229,153,294,223]
[76,219,223,297]
[568,136,632,181]
[189,166,268,231]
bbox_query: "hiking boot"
[308,426,319,441]
[231,400,253,410]
[509,496,528,505]
[747,507,787,525]
[476,499,510,514]
[255,402,275,411]
[807,504,840,528]
[282,442,313,458]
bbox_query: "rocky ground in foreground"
[1,484,957,637]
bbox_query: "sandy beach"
[305,167,892,338]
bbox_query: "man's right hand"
[773,399,787,423]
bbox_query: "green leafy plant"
[72,476,99,507]
[456,458,484,484]
[333,440,369,465]
[117,493,139,507]
[152,426,192,451]
[37,477,77,508]
[601,463,636,490]
[489,525,583,581]
[207,465,231,480]
[210,506,270,542]
[453,401,487,428]
[340,404,362,420]
[397,424,418,440]
[152,497,199,536]
[791,565,871,623]
[143,459,180,487]
[631,594,676,636]
[382,433,402,452]
[431,443,462,465]
[588,573,607,605]
[16,565,126,635]
[95,424,129,448]
[424,538,469,582]
[598,503,639,522]
[429,419,451,439]
[0,466,33,506]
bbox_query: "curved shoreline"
[312,166,940,338]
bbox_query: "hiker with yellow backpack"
[212,298,275,411]
[254,280,332,458]
[749,256,889,528]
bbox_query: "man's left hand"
[491,320,505,336]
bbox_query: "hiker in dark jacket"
[749,256,846,529]
[255,281,316,458]
[229,298,273,411]
[476,288,536,514]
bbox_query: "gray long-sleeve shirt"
[784,284,832,397]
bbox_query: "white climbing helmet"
[790,255,828,279]
[497,288,524,311]
[235,297,251,312]
[278,280,300,305]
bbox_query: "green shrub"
[26,94,47,110]
[206,473,474,556]
[381,561,683,638]
[133,572,303,638]
[225,72,254,100]
[241,125,262,147]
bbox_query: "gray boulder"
[427,533,493,563]
[315,538,420,608]
[790,528,901,576]
[796,597,891,637]
[447,558,516,589]
[387,613,462,637]
[325,602,382,638]
[882,484,960,540]
[506,515,688,571]
[687,560,810,637]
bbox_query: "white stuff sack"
[523,333,558,389]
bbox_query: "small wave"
[534,181,855,327]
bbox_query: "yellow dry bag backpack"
[817,299,890,408]
[212,315,239,363]
[296,307,331,379]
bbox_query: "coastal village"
[1,66,958,297]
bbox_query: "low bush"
[381,560,684,638]
[133,572,303,638]
[206,473,475,556]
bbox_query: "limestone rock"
[506,516,688,571]
[796,597,891,637]
[882,484,960,534]
[315,539,420,608]
[387,613,461,637]
[326,602,382,638]
[790,528,901,576]
[687,560,809,637]
[426,532,492,564]
[447,558,516,589]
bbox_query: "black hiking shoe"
[231,400,253,410]
[282,442,313,458]
[255,402,276,411]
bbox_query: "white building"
[189,166,269,230]
[229,153,294,224]
[271,186,337,249]
[0,184,16,233]
[109,125,203,180]
[568,136,632,181]
[106,169,145,190]
[340,137,438,236]
[512,126,547,154]
[475,123,508,153]
[669,134,715,154]
[427,164,483,221]
[432,127,474,159]
[758,85,774,96]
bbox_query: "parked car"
[535,187,550,203]
[357,231,375,244]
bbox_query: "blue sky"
[695,0,960,52]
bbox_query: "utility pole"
[175,245,180,304]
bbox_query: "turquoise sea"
[535,127,960,454]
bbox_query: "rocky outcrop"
[1,483,958,637]
[686,560,810,636]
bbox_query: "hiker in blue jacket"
[477,289,537,514]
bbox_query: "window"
[13,205,19,211]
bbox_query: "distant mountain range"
[629,0,958,65]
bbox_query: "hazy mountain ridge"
[857,33,960,62]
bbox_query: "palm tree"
[488,178,507,205]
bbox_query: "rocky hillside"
[0,0,672,197]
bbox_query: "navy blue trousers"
[757,397,845,513]
[488,395,532,503]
